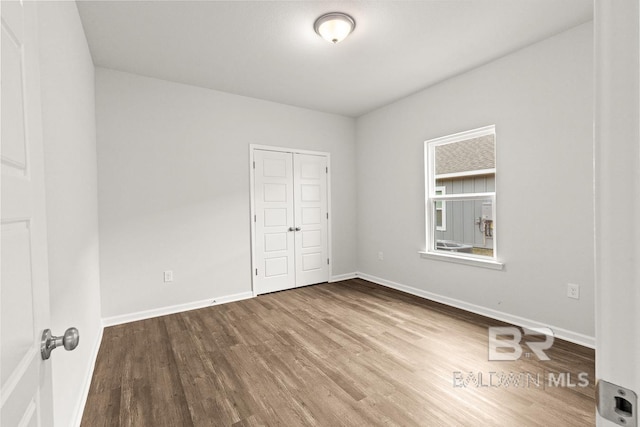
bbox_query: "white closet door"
[293,154,328,287]
[253,150,296,294]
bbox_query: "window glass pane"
[434,134,495,195]
[433,199,494,258]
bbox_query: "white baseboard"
[102,291,254,327]
[329,272,358,282]
[356,272,595,349]
[71,323,103,427]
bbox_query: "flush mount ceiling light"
[314,12,356,44]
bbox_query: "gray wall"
[38,3,102,426]
[355,23,595,339]
[96,68,357,319]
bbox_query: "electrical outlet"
[567,283,580,299]
[164,270,173,282]
[378,251,384,261]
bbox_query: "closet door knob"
[41,327,79,360]
[295,227,301,231]
[288,227,295,232]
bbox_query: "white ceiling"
[77,1,593,117]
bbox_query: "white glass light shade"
[314,12,355,44]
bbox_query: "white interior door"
[253,150,296,294]
[1,1,54,426]
[293,154,329,287]
[252,148,329,294]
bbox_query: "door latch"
[597,380,637,426]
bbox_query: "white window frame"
[435,186,446,231]
[420,125,503,270]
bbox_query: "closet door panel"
[254,150,295,293]
[293,154,329,287]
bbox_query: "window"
[422,125,502,269]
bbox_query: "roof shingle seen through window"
[435,135,495,175]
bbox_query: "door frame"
[249,144,332,296]
[594,1,640,425]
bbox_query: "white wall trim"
[71,325,103,427]
[418,251,504,270]
[249,144,331,157]
[424,125,497,147]
[102,291,254,327]
[356,272,595,349]
[329,272,358,282]
[435,168,496,180]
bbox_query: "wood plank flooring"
[81,279,595,426]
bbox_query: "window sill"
[418,251,504,270]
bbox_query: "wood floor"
[81,279,595,427]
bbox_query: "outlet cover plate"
[567,283,580,299]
